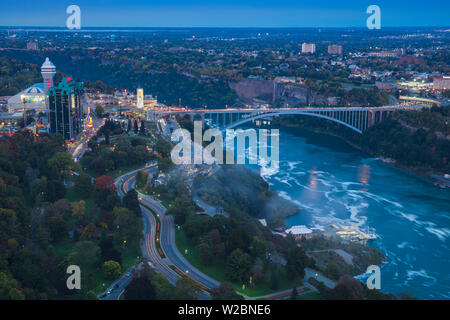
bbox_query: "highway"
[103,166,219,299]
[100,165,335,301]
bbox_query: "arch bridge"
[147,105,426,134]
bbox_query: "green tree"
[136,170,148,189]
[123,189,142,217]
[124,274,156,300]
[113,207,143,246]
[286,246,307,283]
[0,272,24,300]
[74,174,93,198]
[102,260,122,280]
[226,249,251,282]
[175,277,201,300]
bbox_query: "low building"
[328,45,343,55]
[285,225,313,240]
[433,76,450,90]
[7,83,47,113]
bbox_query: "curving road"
[102,166,332,301]
[114,166,219,298]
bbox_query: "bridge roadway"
[153,104,426,115]
[146,104,428,133]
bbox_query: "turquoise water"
[261,127,450,299]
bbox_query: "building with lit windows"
[302,43,316,54]
[137,88,144,108]
[7,57,56,113]
[48,77,84,141]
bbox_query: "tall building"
[328,45,343,55]
[137,88,144,108]
[41,57,56,93]
[48,77,84,140]
[302,43,316,54]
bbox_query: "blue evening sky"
[0,0,449,27]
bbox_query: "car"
[106,288,112,295]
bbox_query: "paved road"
[101,165,333,301]
[99,267,134,300]
[101,167,219,300]
[304,268,336,289]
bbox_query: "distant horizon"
[1,26,449,29]
[1,1,449,28]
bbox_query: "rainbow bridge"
[146,105,427,134]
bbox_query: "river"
[259,127,450,299]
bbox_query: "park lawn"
[65,188,94,211]
[175,229,294,298]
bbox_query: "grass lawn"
[53,239,140,295]
[175,228,295,298]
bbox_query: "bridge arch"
[225,110,363,134]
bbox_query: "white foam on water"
[425,227,450,241]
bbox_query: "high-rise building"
[328,45,343,55]
[302,43,316,54]
[41,57,56,93]
[48,77,84,140]
[137,88,144,108]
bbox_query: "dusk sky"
[0,0,449,28]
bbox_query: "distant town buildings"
[302,43,316,54]
[368,49,403,58]
[26,41,38,50]
[433,76,450,90]
[328,45,343,55]
[48,77,84,140]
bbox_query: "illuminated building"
[41,57,56,93]
[48,77,84,140]
[137,88,144,108]
[7,83,47,113]
[302,43,316,54]
[7,57,56,113]
[433,76,450,90]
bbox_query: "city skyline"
[0,0,449,28]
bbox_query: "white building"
[285,225,313,239]
[302,43,316,54]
